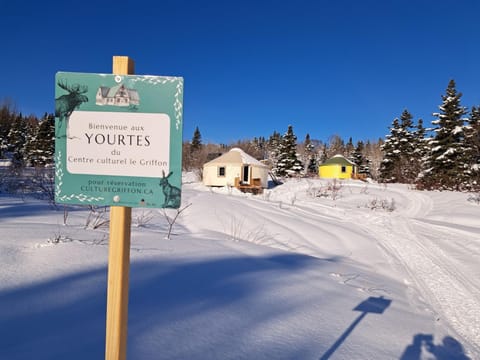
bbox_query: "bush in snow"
[0,166,55,203]
[467,193,480,204]
[133,210,155,227]
[364,197,396,212]
[84,206,110,230]
[307,180,343,200]
[162,203,192,240]
[225,214,270,244]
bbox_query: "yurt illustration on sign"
[318,154,358,179]
[96,83,140,108]
[203,148,269,193]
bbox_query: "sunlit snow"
[1,174,479,359]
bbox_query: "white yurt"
[202,148,269,189]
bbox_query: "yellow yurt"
[318,154,357,179]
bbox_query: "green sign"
[54,72,183,208]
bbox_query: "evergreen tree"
[352,140,370,177]
[396,109,416,183]
[303,133,317,174]
[190,126,202,153]
[0,103,15,158]
[183,126,204,170]
[379,117,402,182]
[267,130,281,168]
[419,80,468,190]
[379,109,419,183]
[7,113,27,168]
[26,113,55,166]
[464,106,480,189]
[274,125,302,176]
[318,144,328,165]
[410,118,430,182]
[345,137,355,160]
[22,116,38,166]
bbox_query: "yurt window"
[218,166,226,177]
[341,166,347,173]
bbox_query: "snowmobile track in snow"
[360,205,480,355]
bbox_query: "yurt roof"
[320,154,356,166]
[204,148,267,167]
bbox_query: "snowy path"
[2,180,479,359]
[184,182,480,356]
[353,189,480,354]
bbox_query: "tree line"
[183,125,383,179]
[379,80,480,191]
[0,101,55,168]
[184,80,479,191]
[2,79,479,191]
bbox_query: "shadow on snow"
[0,253,333,360]
[400,333,471,360]
[0,251,471,359]
[319,296,392,360]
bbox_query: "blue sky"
[2,0,480,144]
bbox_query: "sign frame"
[54,71,183,208]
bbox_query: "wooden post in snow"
[105,56,134,360]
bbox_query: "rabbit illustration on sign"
[159,171,181,208]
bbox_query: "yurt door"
[242,165,250,184]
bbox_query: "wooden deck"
[352,173,368,181]
[234,177,263,194]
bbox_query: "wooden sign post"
[54,55,183,359]
[105,56,134,360]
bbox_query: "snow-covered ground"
[1,174,479,359]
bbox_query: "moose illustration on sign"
[55,80,89,138]
[160,171,181,208]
